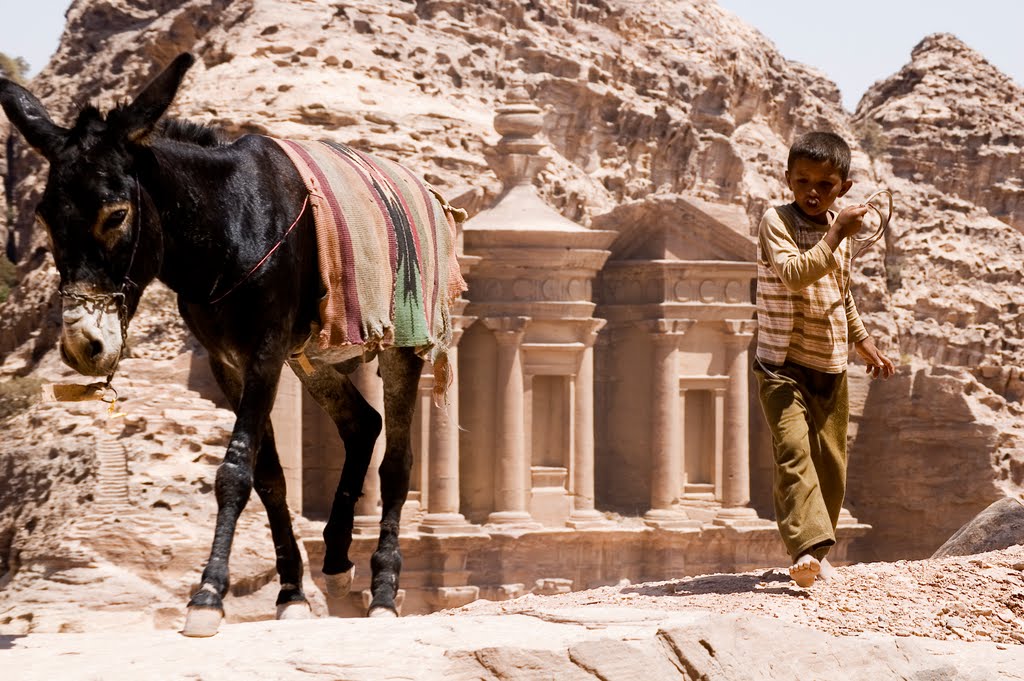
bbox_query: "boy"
[754,131,894,587]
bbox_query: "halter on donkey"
[0,53,466,636]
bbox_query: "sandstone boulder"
[932,496,1024,558]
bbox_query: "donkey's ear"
[0,79,68,159]
[117,53,195,144]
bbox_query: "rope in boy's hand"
[841,189,894,298]
[850,190,893,260]
[757,190,896,382]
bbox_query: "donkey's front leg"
[183,359,283,637]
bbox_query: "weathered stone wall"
[846,366,1024,561]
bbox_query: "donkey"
[0,54,451,636]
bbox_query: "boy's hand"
[854,338,895,379]
[834,204,870,239]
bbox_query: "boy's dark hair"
[787,132,851,180]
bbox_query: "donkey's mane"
[68,103,225,148]
[158,118,224,147]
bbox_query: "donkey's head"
[0,54,194,376]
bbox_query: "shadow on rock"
[1,634,26,650]
[622,570,809,598]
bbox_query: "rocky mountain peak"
[854,32,1024,232]
[911,32,986,61]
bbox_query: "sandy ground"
[449,544,1024,646]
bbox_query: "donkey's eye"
[93,202,131,246]
[103,209,128,230]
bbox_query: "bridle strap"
[58,175,144,391]
[121,174,144,296]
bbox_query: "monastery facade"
[269,83,868,616]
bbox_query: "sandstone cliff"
[2,0,868,364]
[3,0,859,260]
[846,364,1024,562]
[1,0,1023,635]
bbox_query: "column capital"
[645,318,696,341]
[450,315,478,346]
[722,319,757,339]
[579,318,607,347]
[483,316,531,344]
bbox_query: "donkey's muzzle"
[59,302,123,376]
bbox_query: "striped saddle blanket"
[271,138,467,401]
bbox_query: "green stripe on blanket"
[269,137,466,388]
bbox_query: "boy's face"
[785,158,853,221]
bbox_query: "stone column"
[712,387,726,495]
[352,357,386,534]
[714,320,763,526]
[270,368,304,513]
[568,319,610,528]
[644,319,700,528]
[421,320,482,534]
[677,387,688,494]
[483,317,539,527]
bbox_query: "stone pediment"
[593,194,756,262]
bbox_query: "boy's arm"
[854,334,896,379]
[845,291,869,344]
[761,205,871,291]
[759,210,838,291]
[848,292,896,378]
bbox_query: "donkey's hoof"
[367,606,398,618]
[276,600,313,620]
[181,606,223,637]
[324,566,355,599]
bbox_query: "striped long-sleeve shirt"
[755,203,868,373]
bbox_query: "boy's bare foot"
[789,553,820,587]
[817,557,838,582]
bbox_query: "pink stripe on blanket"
[280,139,364,344]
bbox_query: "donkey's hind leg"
[368,347,424,617]
[287,357,382,600]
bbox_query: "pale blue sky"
[717,0,1023,110]
[0,0,72,75]
[1,0,1021,112]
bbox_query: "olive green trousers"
[753,359,849,561]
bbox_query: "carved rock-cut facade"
[266,83,868,616]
